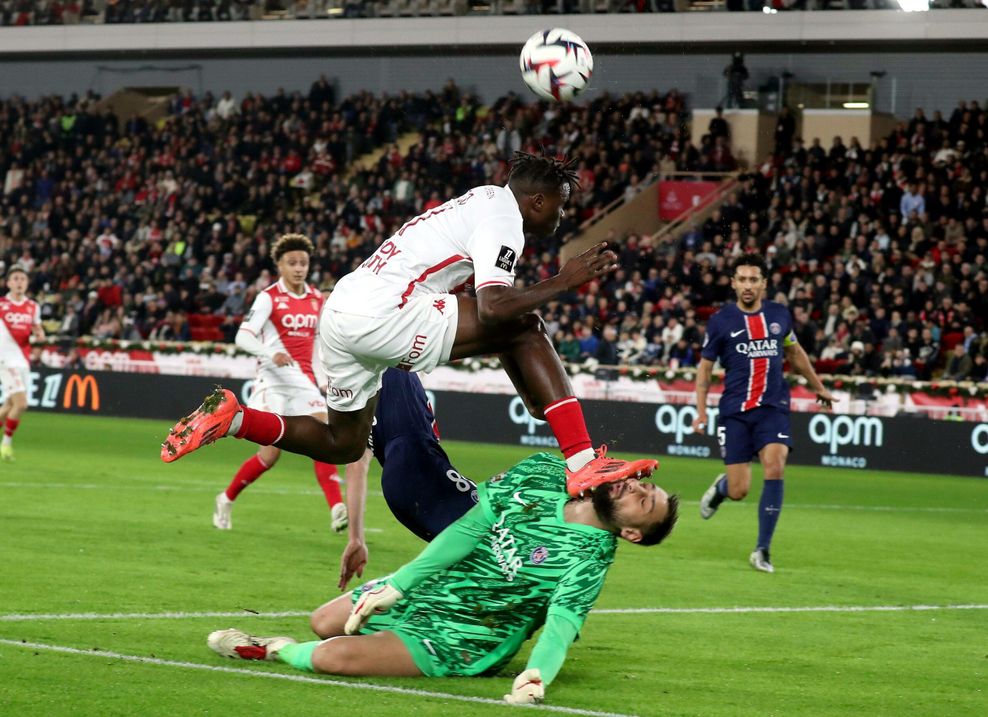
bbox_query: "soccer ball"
[519,28,593,102]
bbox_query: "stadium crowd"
[0,0,679,26]
[0,78,985,382]
[8,0,983,26]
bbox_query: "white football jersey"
[238,280,324,389]
[326,185,525,317]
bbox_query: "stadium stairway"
[560,173,665,263]
[346,130,422,178]
[560,171,738,264]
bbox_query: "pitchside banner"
[7,369,986,478]
[425,392,987,479]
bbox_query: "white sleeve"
[312,303,327,388]
[465,214,525,292]
[235,293,276,358]
[32,302,42,326]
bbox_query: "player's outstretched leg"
[161,388,374,465]
[450,296,657,496]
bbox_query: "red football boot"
[160,388,240,463]
[565,445,659,497]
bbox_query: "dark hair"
[272,233,314,262]
[731,254,768,279]
[507,151,579,195]
[638,493,679,547]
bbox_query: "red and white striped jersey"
[0,294,40,368]
[238,280,324,387]
[327,185,524,317]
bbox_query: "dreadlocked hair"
[272,233,314,262]
[508,151,580,195]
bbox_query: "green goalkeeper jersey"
[355,452,617,679]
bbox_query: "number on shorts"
[447,469,475,493]
[717,426,726,448]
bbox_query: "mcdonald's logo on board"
[63,374,100,411]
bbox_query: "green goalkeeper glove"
[503,668,544,704]
[344,583,403,635]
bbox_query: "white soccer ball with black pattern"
[519,28,593,102]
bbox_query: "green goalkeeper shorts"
[351,580,529,678]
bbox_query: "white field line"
[1,480,985,515]
[0,638,634,717]
[3,604,987,623]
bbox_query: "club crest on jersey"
[495,245,516,273]
[769,322,782,335]
[530,547,549,564]
[310,298,320,312]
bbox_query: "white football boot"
[207,628,297,660]
[699,474,726,520]
[213,492,233,530]
[331,502,349,533]
[749,548,775,574]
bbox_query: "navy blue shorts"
[373,369,478,542]
[718,406,792,465]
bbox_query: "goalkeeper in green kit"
[207,452,678,704]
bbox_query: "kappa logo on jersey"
[495,245,516,273]
[735,338,779,358]
[433,298,446,314]
[280,313,318,330]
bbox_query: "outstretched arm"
[476,243,618,324]
[338,448,371,590]
[785,342,834,409]
[344,502,493,634]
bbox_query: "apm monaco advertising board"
[9,369,985,478]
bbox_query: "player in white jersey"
[211,234,348,534]
[0,266,44,461]
[163,153,658,496]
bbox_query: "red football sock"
[234,406,285,446]
[225,454,271,501]
[543,397,593,459]
[314,462,343,507]
[4,418,19,437]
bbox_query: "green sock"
[275,641,320,673]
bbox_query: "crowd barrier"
[9,368,985,478]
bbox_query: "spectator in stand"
[944,343,973,381]
[708,106,730,142]
[900,182,926,219]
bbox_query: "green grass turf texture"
[1,412,986,717]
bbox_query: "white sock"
[565,448,595,472]
[1,435,11,447]
[226,410,244,436]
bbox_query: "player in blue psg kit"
[691,254,834,573]
[335,368,480,590]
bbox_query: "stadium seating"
[1,79,985,381]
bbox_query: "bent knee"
[310,610,333,638]
[728,486,749,501]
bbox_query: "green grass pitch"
[1,412,986,716]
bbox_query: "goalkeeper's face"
[591,479,673,544]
